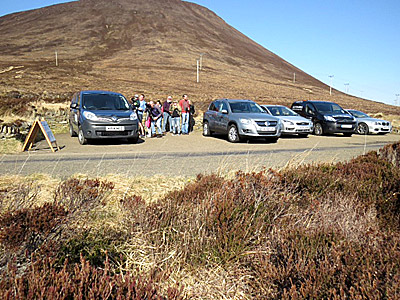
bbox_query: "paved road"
[1,132,399,178]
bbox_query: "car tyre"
[127,135,139,144]
[227,124,240,143]
[314,123,324,136]
[357,122,369,135]
[203,121,212,136]
[78,126,88,145]
[69,122,77,137]
[265,137,279,143]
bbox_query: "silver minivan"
[69,90,139,145]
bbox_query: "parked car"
[261,105,313,137]
[346,109,392,135]
[69,90,139,145]
[291,100,356,136]
[203,99,282,143]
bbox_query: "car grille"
[336,118,355,124]
[296,122,309,126]
[96,131,130,136]
[382,122,390,126]
[255,120,278,127]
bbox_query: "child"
[170,102,181,135]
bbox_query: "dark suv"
[69,90,139,145]
[291,100,356,136]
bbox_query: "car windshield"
[229,101,264,113]
[313,102,345,114]
[349,110,369,118]
[266,106,297,116]
[82,93,130,111]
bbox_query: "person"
[162,96,173,134]
[147,101,163,137]
[170,101,181,135]
[136,94,147,137]
[132,94,145,137]
[188,99,196,133]
[179,94,190,134]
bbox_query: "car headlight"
[240,118,252,125]
[83,111,98,121]
[282,120,294,125]
[374,122,381,125]
[130,112,138,121]
[324,116,336,122]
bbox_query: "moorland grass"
[0,142,400,299]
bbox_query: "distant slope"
[0,0,398,114]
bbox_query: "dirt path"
[1,132,399,178]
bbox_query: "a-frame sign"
[22,118,60,152]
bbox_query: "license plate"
[341,124,352,129]
[298,126,310,130]
[106,126,124,131]
[259,127,275,132]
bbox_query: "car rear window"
[82,94,130,111]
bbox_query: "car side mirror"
[221,109,228,114]
[70,103,78,109]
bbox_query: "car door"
[69,93,79,131]
[205,100,220,132]
[304,103,317,122]
[216,100,230,133]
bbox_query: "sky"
[1,0,399,106]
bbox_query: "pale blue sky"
[1,0,399,105]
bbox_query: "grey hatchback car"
[203,99,282,142]
[69,90,139,145]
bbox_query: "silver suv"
[203,99,282,143]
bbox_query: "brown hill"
[0,0,398,114]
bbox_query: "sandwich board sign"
[22,118,60,152]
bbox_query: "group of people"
[131,94,196,138]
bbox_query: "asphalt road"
[1,132,399,178]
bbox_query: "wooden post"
[196,59,200,83]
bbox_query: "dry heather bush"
[281,149,400,229]
[0,182,39,213]
[121,172,297,267]
[243,228,400,299]
[0,202,67,252]
[54,178,114,214]
[0,255,184,300]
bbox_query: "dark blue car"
[69,90,139,145]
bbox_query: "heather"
[1,143,400,299]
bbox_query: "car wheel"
[343,133,352,137]
[314,123,324,136]
[227,124,240,143]
[298,133,308,138]
[265,137,279,143]
[203,121,211,136]
[78,126,87,145]
[127,135,139,144]
[69,122,77,137]
[357,123,369,135]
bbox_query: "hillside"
[0,0,398,114]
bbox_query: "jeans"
[171,117,180,134]
[162,112,171,133]
[181,112,189,134]
[151,118,163,135]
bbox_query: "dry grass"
[0,138,22,154]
